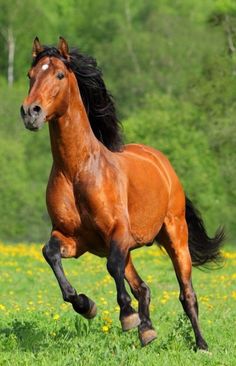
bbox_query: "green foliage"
[0,138,28,237]
[0,86,51,241]
[0,0,235,241]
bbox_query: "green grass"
[0,242,235,365]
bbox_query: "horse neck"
[49,85,100,179]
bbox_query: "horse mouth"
[27,125,40,131]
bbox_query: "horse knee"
[107,256,117,277]
[140,282,151,301]
[42,237,61,264]
[119,291,132,305]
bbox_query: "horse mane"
[32,46,124,152]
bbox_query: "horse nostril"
[32,105,42,115]
[20,103,43,121]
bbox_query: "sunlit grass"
[0,242,235,365]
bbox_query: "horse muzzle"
[20,103,46,131]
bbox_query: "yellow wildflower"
[102,325,109,332]
[0,304,6,311]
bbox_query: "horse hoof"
[197,340,209,352]
[121,313,141,331]
[82,299,97,319]
[198,349,212,355]
[139,329,157,346]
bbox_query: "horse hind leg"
[125,253,157,346]
[157,215,208,351]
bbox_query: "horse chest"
[46,175,81,235]
[47,179,111,250]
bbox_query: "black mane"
[32,46,123,152]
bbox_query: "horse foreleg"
[107,237,140,331]
[125,253,157,346]
[42,235,97,319]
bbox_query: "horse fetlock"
[72,293,97,319]
[81,298,97,319]
[196,337,208,351]
[63,290,77,303]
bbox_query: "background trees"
[0,0,235,242]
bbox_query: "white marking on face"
[42,64,49,71]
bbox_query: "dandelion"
[102,325,109,332]
[100,297,107,305]
[147,275,153,284]
[160,299,167,304]
[53,313,60,320]
[133,299,138,307]
[0,304,6,311]
[14,304,21,312]
[60,303,69,310]
[231,291,236,299]
[223,251,236,259]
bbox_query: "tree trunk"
[124,0,141,75]
[7,27,15,87]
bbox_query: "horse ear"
[58,36,70,60]
[32,37,44,58]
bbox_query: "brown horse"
[21,37,224,349]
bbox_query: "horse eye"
[57,72,65,80]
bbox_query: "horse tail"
[185,196,225,267]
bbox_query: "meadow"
[0,242,235,365]
[1,2,236,365]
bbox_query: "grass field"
[0,242,235,365]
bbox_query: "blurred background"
[0,0,235,243]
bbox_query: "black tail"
[185,197,225,267]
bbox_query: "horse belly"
[129,181,169,244]
[125,154,170,244]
